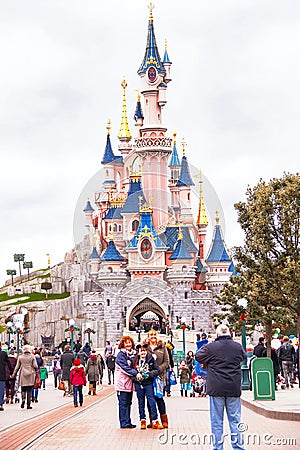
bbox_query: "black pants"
[108,369,115,384]
[21,386,33,405]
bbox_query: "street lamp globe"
[15,321,22,329]
[6,321,13,328]
[69,318,75,326]
[181,316,186,324]
[86,322,92,329]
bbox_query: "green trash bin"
[251,357,275,401]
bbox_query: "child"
[132,343,163,430]
[179,360,192,397]
[70,358,86,407]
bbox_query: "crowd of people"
[0,327,299,450]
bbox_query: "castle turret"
[177,140,195,225]
[196,170,208,259]
[83,199,95,228]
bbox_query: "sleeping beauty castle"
[62,3,236,344]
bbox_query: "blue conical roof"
[138,10,165,76]
[104,206,123,220]
[134,98,144,121]
[195,256,208,274]
[169,239,193,260]
[206,224,231,263]
[90,247,100,259]
[83,200,94,212]
[122,177,146,214]
[101,134,115,164]
[177,156,195,186]
[169,142,180,167]
[163,47,171,64]
[102,240,124,262]
[160,226,198,253]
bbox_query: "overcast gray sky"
[1,0,299,286]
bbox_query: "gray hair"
[216,324,230,337]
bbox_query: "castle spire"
[196,170,208,227]
[118,78,131,140]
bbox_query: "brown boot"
[93,388,97,396]
[152,420,164,429]
[140,419,146,430]
[88,383,93,395]
[161,414,168,428]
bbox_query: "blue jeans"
[135,383,158,421]
[117,391,133,428]
[210,396,245,450]
[0,380,5,406]
[165,368,171,394]
[73,385,83,406]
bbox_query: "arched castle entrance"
[127,297,168,334]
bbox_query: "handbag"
[58,380,65,391]
[33,371,41,389]
[169,369,177,385]
[153,376,164,398]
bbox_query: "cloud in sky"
[1,0,299,285]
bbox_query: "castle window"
[113,223,118,232]
[184,292,188,300]
[107,299,110,306]
[187,193,190,201]
[118,224,122,232]
[132,219,139,232]
[117,323,120,330]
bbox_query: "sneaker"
[0,406,4,411]
[166,393,171,397]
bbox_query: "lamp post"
[237,298,250,390]
[15,321,23,355]
[6,321,13,347]
[69,319,75,352]
[180,317,187,358]
[84,322,96,346]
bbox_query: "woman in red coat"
[70,359,86,407]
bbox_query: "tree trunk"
[265,318,272,358]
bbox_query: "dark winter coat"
[132,353,160,386]
[106,355,116,371]
[179,366,191,384]
[77,348,87,366]
[278,342,295,363]
[60,350,74,381]
[115,349,138,392]
[85,355,102,382]
[253,343,265,358]
[0,350,12,381]
[195,335,246,397]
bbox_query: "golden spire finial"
[118,77,131,140]
[173,131,177,145]
[215,210,220,225]
[148,2,154,21]
[108,232,114,241]
[165,39,168,51]
[181,138,186,157]
[195,170,208,227]
[106,119,111,135]
[178,227,183,240]
[135,89,141,102]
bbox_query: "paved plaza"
[1,372,300,450]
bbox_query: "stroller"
[190,371,207,397]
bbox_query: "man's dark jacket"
[0,350,13,381]
[253,342,265,357]
[195,335,246,397]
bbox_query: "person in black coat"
[262,347,280,389]
[60,345,74,395]
[195,324,246,450]
[132,343,163,429]
[253,337,265,357]
[0,347,13,410]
